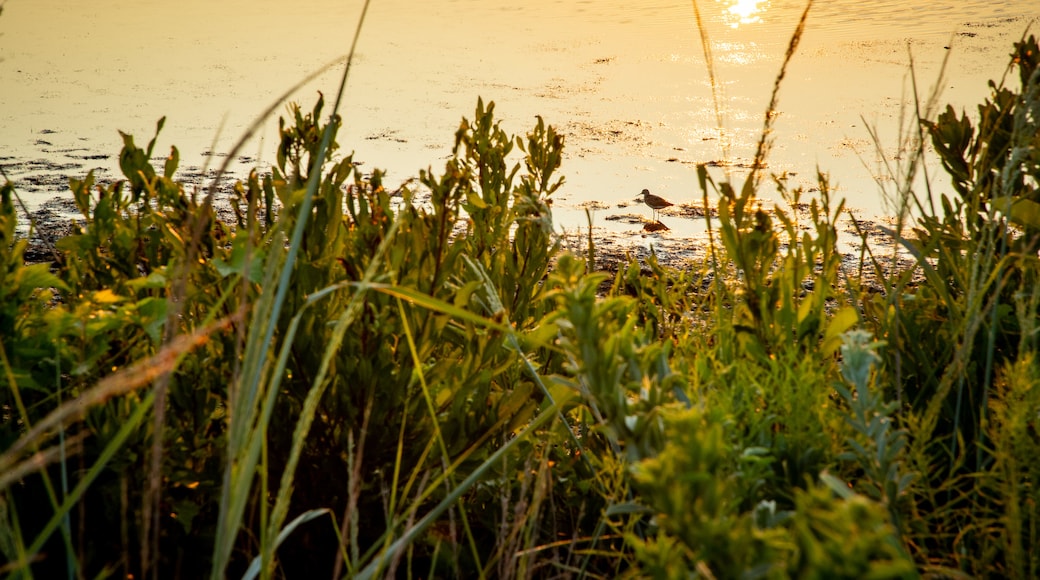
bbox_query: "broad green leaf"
[822,306,859,356]
[164,145,180,179]
[796,294,815,326]
[92,289,124,304]
[993,196,1040,230]
[497,381,534,419]
[15,262,69,293]
[135,297,168,344]
[605,502,652,517]
[126,271,167,291]
[464,188,488,209]
[819,472,855,500]
[213,241,265,282]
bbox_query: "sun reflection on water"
[721,0,768,28]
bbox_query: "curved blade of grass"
[365,282,512,334]
[215,216,404,577]
[213,223,287,574]
[220,0,370,463]
[217,214,398,579]
[747,0,812,190]
[355,402,561,580]
[258,222,396,577]
[690,0,729,179]
[20,389,155,567]
[146,49,349,578]
[357,387,562,570]
[0,432,86,492]
[394,295,485,576]
[242,508,331,580]
[0,314,239,480]
[0,312,238,572]
[462,255,591,461]
[212,1,373,575]
[0,336,77,571]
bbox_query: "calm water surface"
[1,0,1037,238]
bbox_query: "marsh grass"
[2,2,1040,578]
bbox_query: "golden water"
[1,0,1037,240]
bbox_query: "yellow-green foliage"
[3,29,1040,580]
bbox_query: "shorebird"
[636,189,674,223]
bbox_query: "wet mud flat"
[7,140,917,297]
[578,195,920,291]
[16,180,240,266]
[4,135,249,263]
[22,197,915,305]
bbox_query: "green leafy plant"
[4,5,1040,577]
[857,33,1040,576]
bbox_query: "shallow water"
[1,0,1037,244]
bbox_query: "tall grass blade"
[211,1,373,576]
[23,391,155,567]
[355,403,561,580]
[259,222,397,579]
[690,0,730,175]
[748,0,812,190]
[0,316,238,481]
[241,509,331,580]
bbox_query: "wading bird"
[636,188,674,223]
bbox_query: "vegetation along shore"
[2,2,1040,576]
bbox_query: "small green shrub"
[861,34,1040,576]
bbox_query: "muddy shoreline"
[9,152,914,298]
